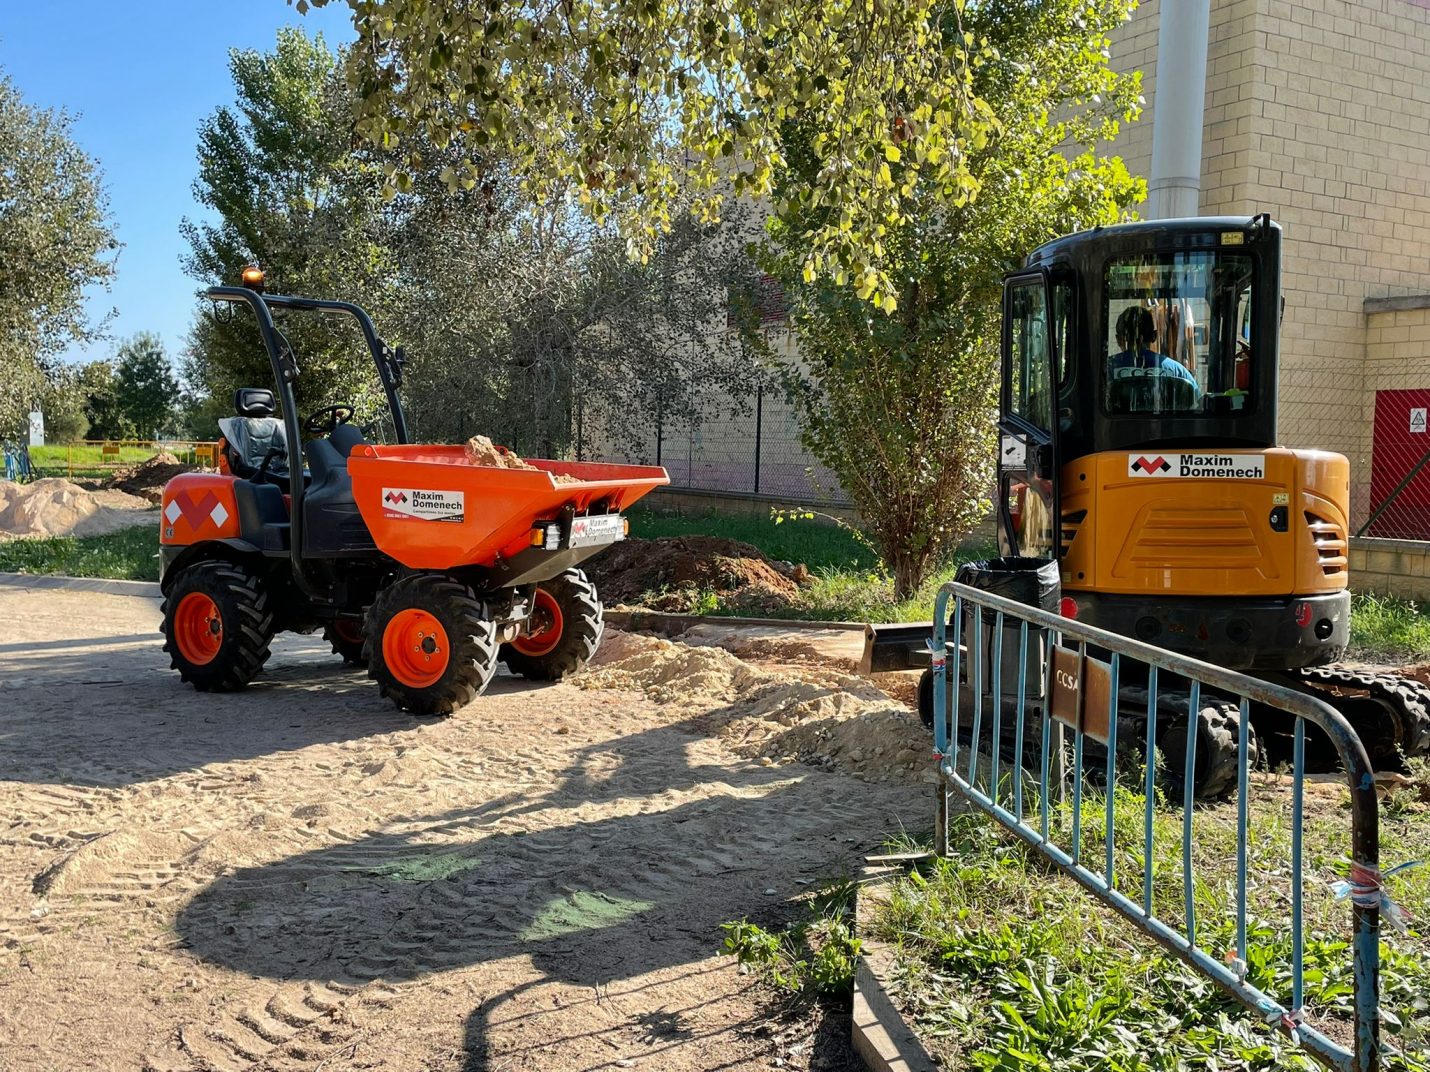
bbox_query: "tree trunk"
[891,550,927,603]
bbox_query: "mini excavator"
[866,214,1430,796]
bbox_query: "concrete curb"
[852,859,939,1072]
[0,572,161,599]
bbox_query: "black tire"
[366,575,498,715]
[324,620,368,666]
[160,560,275,691]
[500,569,604,681]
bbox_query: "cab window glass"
[1008,280,1052,432]
[1103,252,1254,416]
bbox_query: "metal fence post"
[753,387,763,494]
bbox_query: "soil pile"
[579,630,932,784]
[0,478,155,538]
[585,535,808,612]
[463,435,580,484]
[108,452,191,503]
[464,434,541,471]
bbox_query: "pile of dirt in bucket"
[0,478,155,538]
[584,535,811,613]
[463,435,579,483]
[578,630,933,784]
[108,452,192,503]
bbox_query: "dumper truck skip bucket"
[348,444,669,569]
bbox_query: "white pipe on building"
[1146,0,1212,220]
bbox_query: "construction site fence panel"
[929,581,1388,1072]
[23,440,220,482]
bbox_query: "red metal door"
[1369,388,1430,538]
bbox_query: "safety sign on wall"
[1411,408,1427,434]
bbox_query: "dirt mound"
[585,535,806,612]
[0,478,156,538]
[464,435,579,483]
[108,451,191,503]
[579,630,933,784]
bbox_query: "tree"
[181,28,398,417]
[115,334,178,440]
[40,369,90,444]
[0,70,117,439]
[310,0,996,310]
[185,28,761,459]
[76,360,131,441]
[389,178,764,458]
[748,0,1145,598]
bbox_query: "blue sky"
[1,1,357,376]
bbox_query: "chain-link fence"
[576,386,850,506]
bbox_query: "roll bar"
[203,285,412,602]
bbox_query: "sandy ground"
[0,580,925,1071]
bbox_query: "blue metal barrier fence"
[930,580,1383,1072]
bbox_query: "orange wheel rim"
[512,588,563,657]
[333,619,364,644]
[174,592,223,665]
[382,608,450,688]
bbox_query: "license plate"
[568,514,625,547]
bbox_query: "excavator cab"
[1000,214,1353,672]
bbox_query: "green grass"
[24,444,209,481]
[1351,592,1430,663]
[875,778,1430,1071]
[628,506,881,573]
[0,525,159,582]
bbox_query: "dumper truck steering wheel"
[302,404,355,437]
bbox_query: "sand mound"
[0,477,157,538]
[464,435,579,484]
[585,535,806,613]
[108,451,192,503]
[464,434,540,471]
[580,631,932,783]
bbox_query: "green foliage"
[878,805,1430,1071]
[312,0,997,310]
[75,360,131,441]
[39,368,91,444]
[720,878,862,999]
[747,0,1144,598]
[183,28,760,456]
[114,334,178,440]
[181,28,396,421]
[0,525,159,582]
[0,69,118,439]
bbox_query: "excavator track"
[1290,665,1430,763]
[1115,686,1257,801]
[917,671,1255,801]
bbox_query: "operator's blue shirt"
[1109,348,1201,393]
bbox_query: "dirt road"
[0,578,924,1071]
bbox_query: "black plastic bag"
[954,556,1060,613]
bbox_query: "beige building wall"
[1112,0,1430,522]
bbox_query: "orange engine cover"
[160,473,242,545]
[1059,447,1350,598]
